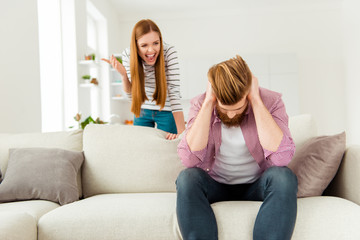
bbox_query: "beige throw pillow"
[288,132,346,198]
[0,148,84,205]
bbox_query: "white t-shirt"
[211,123,262,184]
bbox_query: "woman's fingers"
[102,55,125,75]
[101,56,115,68]
[166,133,178,140]
[102,55,115,66]
[166,133,171,139]
[101,58,110,64]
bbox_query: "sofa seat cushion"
[213,196,360,240]
[292,197,360,239]
[38,193,360,240]
[38,193,180,240]
[0,211,37,240]
[0,200,59,221]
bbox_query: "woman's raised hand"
[101,55,127,76]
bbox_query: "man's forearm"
[251,96,283,152]
[186,100,214,152]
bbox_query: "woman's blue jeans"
[133,109,177,134]
[176,167,298,240]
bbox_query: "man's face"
[216,96,248,127]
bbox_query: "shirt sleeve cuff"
[263,134,295,159]
[177,132,207,165]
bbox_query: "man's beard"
[215,104,248,128]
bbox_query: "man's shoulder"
[259,87,283,108]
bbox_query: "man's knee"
[263,167,298,194]
[176,167,207,192]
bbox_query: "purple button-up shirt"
[177,87,295,175]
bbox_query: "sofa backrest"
[0,130,83,198]
[0,114,316,199]
[82,125,185,198]
[289,114,317,149]
[82,114,317,197]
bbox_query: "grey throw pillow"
[288,132,346,198]
[0,148,84,205]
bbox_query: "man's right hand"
[101,55,127,77]
[186,81,216,152]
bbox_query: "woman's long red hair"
[130,19,167,117]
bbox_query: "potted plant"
[84,53,96,61]
[71,113,107,129]
[82,75,91,83]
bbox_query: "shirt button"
[206,168,210,172]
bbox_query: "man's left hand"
[247,73,261,104]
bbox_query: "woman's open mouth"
[146,53,156,62]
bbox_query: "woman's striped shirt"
[121,43,183,112]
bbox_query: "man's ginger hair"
[208,55,252,105]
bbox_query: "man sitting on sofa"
[176,55,298,240]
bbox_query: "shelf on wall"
[111,96,125,100]
[79,83,97,88]
[111,82,122,86]
[78,60,99,67]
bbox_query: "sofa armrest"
[325,145,360,205]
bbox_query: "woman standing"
[102,19,185,140]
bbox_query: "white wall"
[1,0,355,143]
[75,0,121,62]
[114,1,346,136]
[0,0,124,133]
[0,0,42,133]
[343,0,360,145]
[75,0,123,122]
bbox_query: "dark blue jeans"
[176,167,298,240]
[133,109,177,134]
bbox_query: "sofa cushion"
[0,200,59,221]
[82,125,185,197]
[0,148,84,205]
[288,132,346,197]
[37,194,360,240]
[0,211,37,240]
[212,196,360,240]
[38,193,179,240]
[0,130,83,198]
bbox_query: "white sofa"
[0,114,360,240]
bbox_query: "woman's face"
[137,31,161,66]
